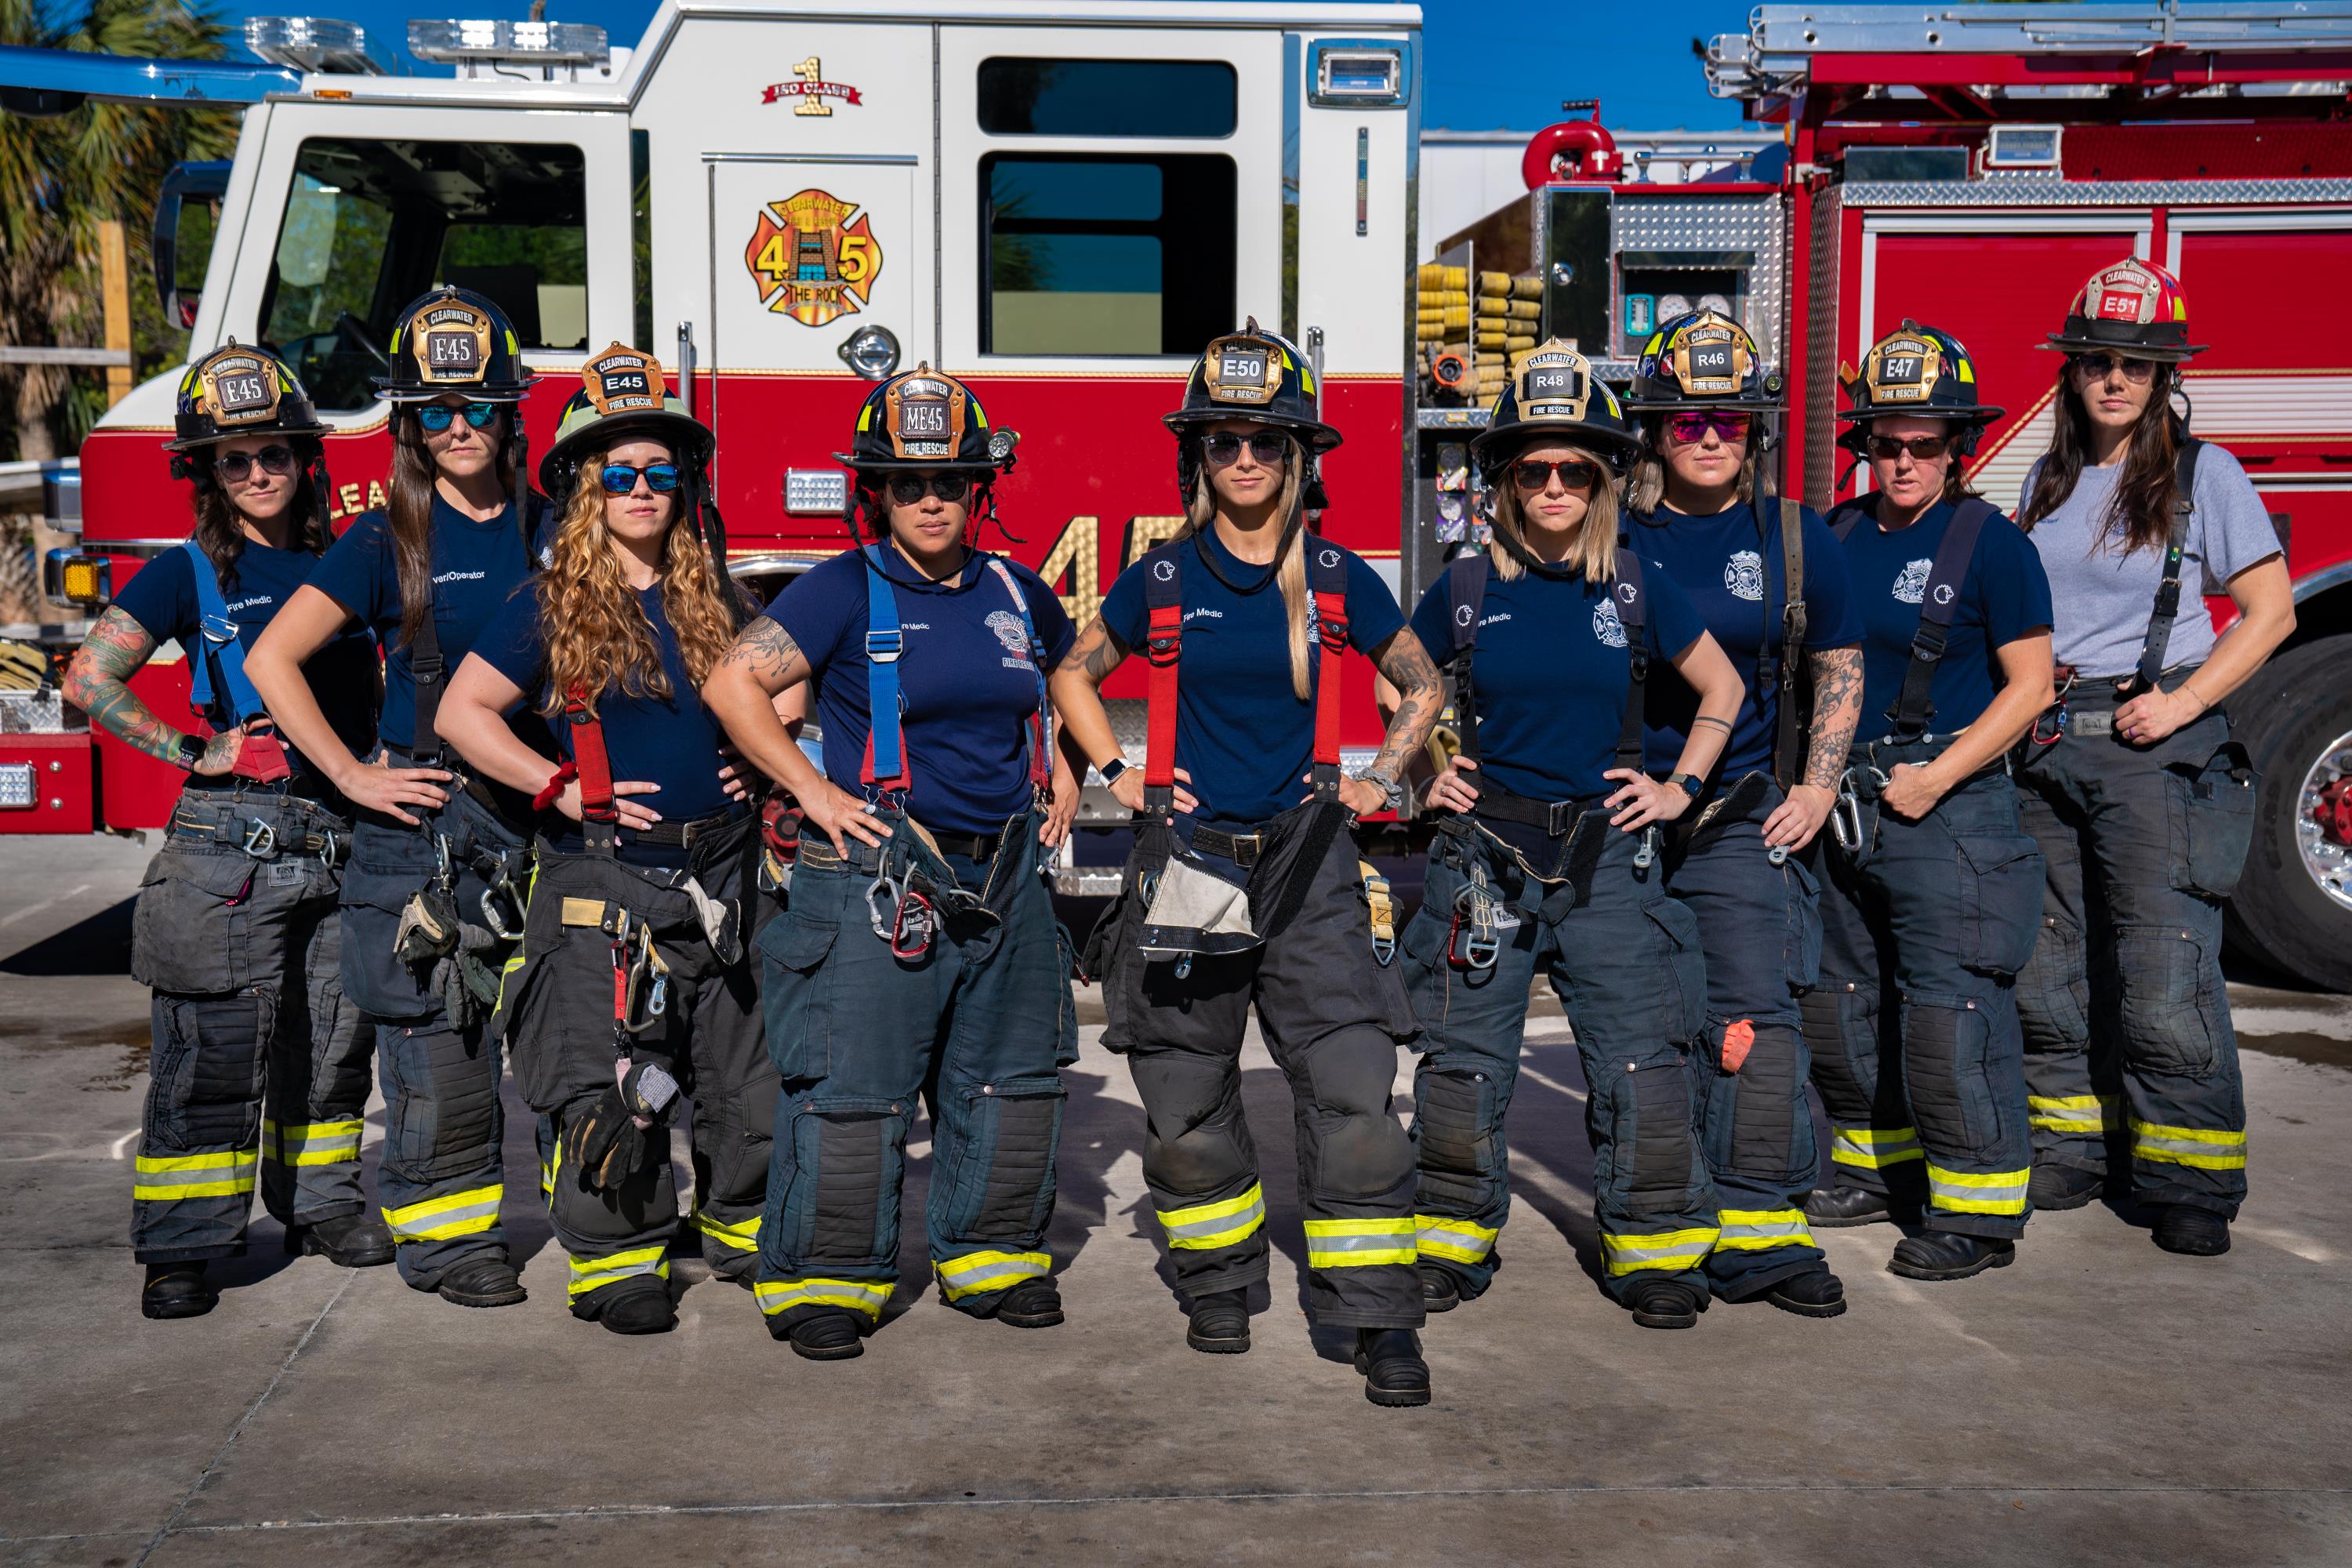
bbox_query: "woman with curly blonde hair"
[437,344,775,1338]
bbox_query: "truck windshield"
[263,137,588,409]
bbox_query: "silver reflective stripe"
[1307,1230,1411,1254]
[1161,1194,1265,1242]
[384,1195,499,1236]
[132,1163,256,1192]
[1722,1218,1809,1240]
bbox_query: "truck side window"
[981,153,1235,357]
[978,59,1237,138]
[262,138,588,410]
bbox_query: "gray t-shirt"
[2017,442,2282,677]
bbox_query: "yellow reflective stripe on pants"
[1715,1207,1816,1252]
[1414,1213,1499,1265]
[754,1277,891,1320]
[260,1117,362,1167]
[1926,1164,2030,1215]
[935,1250,1051,1301]
[693,1208,760,1253]
[1302,1217,1416,1269]
[382,1185,503,1242]
[133,1147,259,1200]
[568,1244,670,1299]
[2130,1118,2248,1171]
[1600,1226,1719,1276]
[1831,1124,1923,1169]
[1157,1183,1265,1250]
[2029,1094,2123,1134]
[539,1154,555,1204]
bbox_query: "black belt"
[169,801,345,863]
[1469,783,1596,838]
[628,808,742,848]
[927,827,1004,862]
[1188,822,1272,868]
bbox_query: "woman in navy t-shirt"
[248,288,543,1312]
[1049,321,1446,1406]
[65,344,387,1319]
[1807,322,2056,1286]
[1618,308,1866,1321]
[700,365,1080,1362]
[1391,342,1749,1331]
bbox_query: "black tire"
[2223,637,2352,993]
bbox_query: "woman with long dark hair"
[436,343,771,1337]
[1392,343,1748,1330]
[248,289,543,1310]
[1617,310,1866,1325]
[1806,322,2055,1283]
[1051,321,1447,1405]
[2012,260,2294,1257]
[67,343,386,1318]
[700,365,1082,1361]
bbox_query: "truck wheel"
[2224,637,2352,993]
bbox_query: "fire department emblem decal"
[760,56,862,115]
[1894,557,1933,605]
[1726,549,1765,603]
[1592,597,1628,648]
[986,610,1031,662]
[745,188,884,328]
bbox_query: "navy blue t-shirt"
[1410,557,1706,803]
[1101,528,1406,826]
[113,542,379,780]
[768,546,1076,837]
[309,496,541,752]
[473,582,737,858]
[1835,499,2054,738]
[1629,500,1862,780]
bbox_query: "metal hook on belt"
[1448,880,1500,971]
[1632,824,1660,872]
[433,832,455,885]
[317,828,339,869]
[866,867,900,941]
[890,884,938,961]
[240,818,277,858]
[1174,953,1193,980]
[2031,702,2071,750]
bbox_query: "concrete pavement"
[2,833,2348,1566]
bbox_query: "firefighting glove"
[395,885,462,968]
[436,920,504,1029]
[567,1062,681,1193]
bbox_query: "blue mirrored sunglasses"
[601,463,682,495]
[415,402,501,432]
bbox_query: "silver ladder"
[1708,1,2352,100]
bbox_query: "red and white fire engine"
[8,0,2352,989]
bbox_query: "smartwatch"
[1668,771,1704,799]
[176,733,208,772]
[1098,757,1129,785]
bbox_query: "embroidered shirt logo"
[1726,549,1765,603]
[985,609,1031,662]
[1592,598,1628,648]
[1893,557,1933,605]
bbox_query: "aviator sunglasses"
[600,463,682,495]
[1511,457,1601,491]
[1203,430,1290,466]
[886,473,973,505]
[2068,352,2158,384]
[1665,410,1753,445]
[212,445,297,483]
[415,401,503,433]
[1864,434,1954,463]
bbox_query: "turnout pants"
[1661,775,1828,1298]
[755,808,1075,1330]
[1096,802,1424,1330]
[340,771,528,1288]
[1402,814,1718,1305]
[496,817,777,1315]
[131,788,372,1263]
[1808,739,2041,1240]
[2015,694,2253,1217]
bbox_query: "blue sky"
[223,0,1766,133]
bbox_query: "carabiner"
[316,828,339,869]
[480,885,524,942]
[1632,824,1660,872]
[433,832,455,886]
[1174,953,1193,980]
[890,885,938,962]
[2031,704,2070,749]
[1766,843,1790,867]
[866,868,899,940]
[240,818,277,858]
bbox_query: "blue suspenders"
[177,539,269,727]
[858,545,1051,798]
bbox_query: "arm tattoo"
[1369,630,1443,780]
[1802,645,1864,791]
[717,615,808,692]
[64,608,190,766]
[1065,615,1129,684]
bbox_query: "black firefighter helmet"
[1836,320,2006,457]
[1624,307,1780,412]
[164,339,332,498]
[375,285,538,402]
[835,363,1018,475]
[1470,339,1641,476]
[1166,319,1340,507]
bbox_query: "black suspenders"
[1830,496,1998,742]
[1769,499,1809,789]
[1441,548,1648,785]
[2132,438,2205,693]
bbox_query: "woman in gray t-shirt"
[2009,258,2294,1260]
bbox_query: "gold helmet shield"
[403,297,495,387]
[1199,331,1285,408]
[192,347,285,430]
[1664,314,1753,397]
[1843,331,1945,408]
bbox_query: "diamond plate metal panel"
[1613,193,1788,365]
[1842,178,2352,208]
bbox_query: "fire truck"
[7,1,2352,990]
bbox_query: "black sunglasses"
[416,402,502,432]
[886,473,972,505]
[2068,352,2158,384]
[1511,458,1602,491]
[600,463,682,495]
[1203,431,1290,466]
[1864,434,1953,462]
[213,445,297,482]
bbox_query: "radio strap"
[2132,437,2205,694]
[1770,499,1809,789]
[1611,547,1650,774]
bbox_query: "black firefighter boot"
[1888,1231,2016,1281]
[1354,1329,1432,1408]
[1762,1266,1847,1319]
[1417,1263,1462,1314]
[141,1262,218,1320]
[435,1252,528,1308]
[284,1212,396,1268]
[780,1308,866,1361]
[1627,1276,1704,1330]
[1804,1185,1897,1228]
[2153,1206,2231,1257]
[995,1277,1066,1329]
[1184,1288,1250,1354]
[2029,1163,2106,1212]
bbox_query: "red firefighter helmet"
[2044,257,2206,363]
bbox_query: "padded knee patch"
[2016,915,2090,1051]
[1414,1062,1497,1213]
[386,1026,500,1184]
[942,1075,1065,1243]
[1130,1049,1254,1198]
[1799,985,1879,1129]
[1618,1054,1702,1216]
[808,1100,900,1266]
[1726,1022,1803,1178]
[1903,999,1999,1159]
[2113,924,2223,1078]
[154,990,273,1149]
